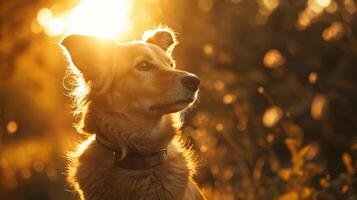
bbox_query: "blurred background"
[0,0,356,199]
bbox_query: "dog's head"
[61,28,199,129]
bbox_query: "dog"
[61,27,205,200]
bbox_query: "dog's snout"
[181,75,200,91]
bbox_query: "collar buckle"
[161,148,168,160]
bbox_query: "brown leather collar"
[95,133,167,170]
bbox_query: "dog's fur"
[61,27,205,200]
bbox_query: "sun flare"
[37,0,130,39]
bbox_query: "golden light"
[322,22,344,42]
[216,123,224,132]
[262,0,279,11]
[214,80,225,91]
[37,8,53,27]
[262,106,283,128]
[311,94,328,120]
[67,0,130,39]
[223,93,236,104]
[296,9,314,30]
[342,153,354,174]
[37,0,131,39]
[200,145,208,153]
[6,121,18,135]
[203,43,214,56]
[308,0,324,13]
[47,17,65,36]
[308,72,318,84]
[296,0,334,30]
[263,49,285,68]
[316,0,331,8]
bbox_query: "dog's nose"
[181,75,200,91]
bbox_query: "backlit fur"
[61,27,205,200]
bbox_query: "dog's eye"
[135,61,154,71]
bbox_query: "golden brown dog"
[61,27,205,200]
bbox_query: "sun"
[37,0,131,39]
[67,0,130,39]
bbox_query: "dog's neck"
[97,111,180,156]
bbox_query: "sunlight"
[316,0,331,8]
[38,0,130,39]
[47,17,65,37]
[67,0,129,39]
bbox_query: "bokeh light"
[262,106,283,128]
[6,121,18,135]
[311,95,328,120]
[263,49,285,68]
[308,72,318,84]
[322,21,344,42]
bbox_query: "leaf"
[342,153,354,174]
[278,168,291,181]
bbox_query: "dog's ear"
[143,27,177,53]
[61,35,116,90]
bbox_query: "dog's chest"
[72,139,192,200]
[109,164,189,199]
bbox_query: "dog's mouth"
[150,98,194,111]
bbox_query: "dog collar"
[95,133,167,170]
